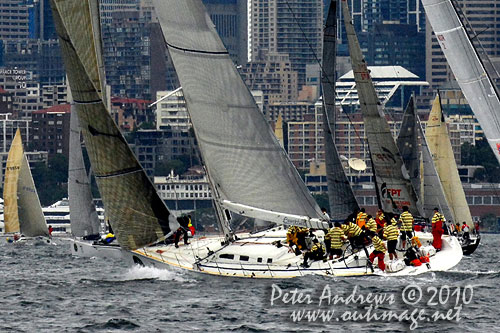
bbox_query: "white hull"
[116,228,462,278]
[70,239,124,260]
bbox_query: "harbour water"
[1,235,498,332]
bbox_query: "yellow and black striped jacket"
[399,211,414,232]
[383,224,399,241]
[330,227,345,249]
[372,235,386,253]
[366,217,377,233]
[347,222,362,237]
[432,212,445,224]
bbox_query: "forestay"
[426,95,472,226]
[341,0,421,216]
[68,107,101,237]
[422,0,500,165]
[322,0,359,220]
[51,0,178,250]
[154,0,325,225]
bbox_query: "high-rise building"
[31,103,71,158]
[0,0,30,41]
[247,0,323,87]
[25,0,56,40]
[239,52,299,116]
[426,0,500,91]
[358,23,426,80]
[203,0,247,65]
[99,0,139,25]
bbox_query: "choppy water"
[0,235,499,332]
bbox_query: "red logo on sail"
[496,143,500,155]
[437,35,445,41]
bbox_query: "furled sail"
[17,154,49,237]
[341,0,421,216]
[422,0,500,165]
[68,107,101,237]
[50,0,178,250]
[397,96,421,199]
[322,0,359,220]
[153,0,325,225]
[3,129,23,233]
[426,95,472,226]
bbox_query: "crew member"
[369,232,386,272]
[187,215,195,236]
[174,215,190,248]
[345,219,364,248]
[462,222,470,242]
[356,208,368,229]
[431,208,445,251]
[399,206,414,249]
[375,209,385,237]
[383,217,399,260]
[48,225,53,237]
[321,207,331,221]
[302,238,325,268]
[366,215,377,233]
[328,222,346,260]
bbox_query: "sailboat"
[341,0,462,259]
[3,129,50,243]
[51,0,461,277]
[426,94,480,254]
[397,95,478,254]
[68,107,123,258]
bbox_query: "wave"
[121,265,192,282]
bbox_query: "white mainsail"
[322,0,359,220]
[341,0,421,216]
[422,0,500,165]
[426,95,473,226]
[68,107,101,237]
[51,0,179,250]
[153,0,327,228]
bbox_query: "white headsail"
[153,0,327,228]
[422,0,500,165]
[68,107,101,237]
[322,0,359,220]
[341,0,421,216]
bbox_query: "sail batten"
[341,0,421,216]
[51,0,178,250]
[422,0,500,165]
[153,0,323,220]
[322,0,359,219]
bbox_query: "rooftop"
[34,103,71,114]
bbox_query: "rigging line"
[284,0,365,142]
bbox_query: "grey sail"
[420,123,453,221]
[18,154,49,237]
[68,107,100,237]
[397,96,421,198]
[341,0,421,216]
[153,0,323,220]
[322,0,359,220]
[51,0,178,250]
[422,0,500,165]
